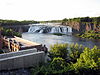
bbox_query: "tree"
[62,18,68,22]
[69,43,84,62]
[49,43,68,59]
[72,46,100,71]
[50,57,66,70]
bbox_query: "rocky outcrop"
[63,21,100,33]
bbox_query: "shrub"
[1,28,21,37]
[31,44,100,75]
[71,46,100,71]
[69,43,84,63]
[50,57,66,70]
[49,43,68,59]
[78,30,100,39]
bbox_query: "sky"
[0,0,100,21]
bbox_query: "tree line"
[0,19,39,26]
[62,16,100,24]
[0,16,100,25]
[39,16,100,24]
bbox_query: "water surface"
[22,33,100,50]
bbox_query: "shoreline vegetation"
[76,30,100,39]
[31,43,100,75]
[0,27,21,37]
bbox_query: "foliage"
[31,43,100,75]
[50,57,66,70]
[53,33,65,36]
[78,30,100,39]
[71,46,100,72]
[62,18,68,22]
[69,43,84,62]
[63,16,100,24]
[1,28,21,37]
[49,43,68,59]
[0,19,38,26]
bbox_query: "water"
[22,32,100,50]
[28,24,72,34]
[22,24,100,49]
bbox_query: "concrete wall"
[0,49,45,71]
[0,48,37,59]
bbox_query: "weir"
[28,24,72,34]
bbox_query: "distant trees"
[61,16,100,24]
[0,19,38,26]
[62,18,68,22]
[1,16,100,26]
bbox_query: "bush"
[69,43,84,63]
[49,43,68,59]
[71,46,100,71]
[50,57,66,70]
[78,30,100,39]
[31,43,100,75]
[1,28,21,37]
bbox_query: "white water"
[28,24,72,34]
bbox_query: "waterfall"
[28,24,72,34]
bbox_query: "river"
[22,24,100,49]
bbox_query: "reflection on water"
[22,33,100,50]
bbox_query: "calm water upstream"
[22,32,100,50]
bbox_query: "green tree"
[50,57,66,70]
[71,46,100,71]
[49,43,68,59]
[69,43,83,62]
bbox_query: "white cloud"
[0,0,100,21]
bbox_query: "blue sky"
[0,0,100,21]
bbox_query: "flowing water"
[22,24,100,50]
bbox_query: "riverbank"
[76,30,100,40]
[31,43,100,75]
